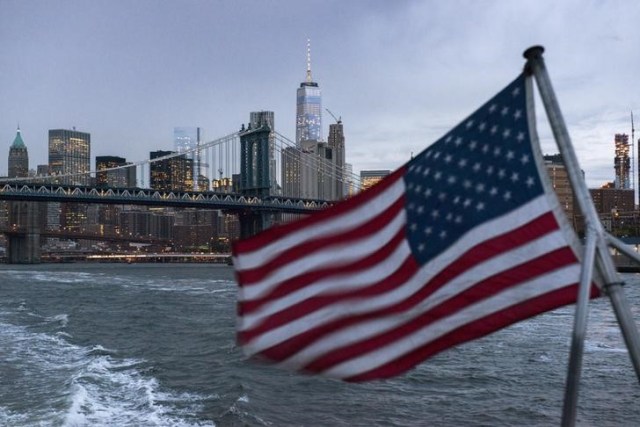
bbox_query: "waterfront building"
[360,170,391,191]
[8,127,29,178]
[614,133,631,189]
[295,39,322,146]
[48,129,91,185]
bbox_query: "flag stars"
[458,158,468,168]
[475,183,485,193]
[478,123,487,132]
[469,140,478,150]
[502,129,511,139]
[493,147,502,157]
[431,210,440,219]
[526,176,535,187]
[463,198,473,208]
[434,171,442,181]
[511,172,519,183]
[486,165,495,176]
[476,202,485,211]
[455,215,463,224]
[455,137,463,146]
[444,154,453,164]
[520,154,530,164]
[417,205,425,214]
[424,226,432,235]
[438,192,447,201]
[463,180,472,189]
[418,243,426,252]
[498,169,506,179]
[409,223,418,232]
[473,162,482,172]
[505,151,515,161]
[512,86,521,97]
[489,104,498,113]
[415,184,423,193]
[501,106,509,116]
[466,119,475,129]
[490,125,499,134]
[447,175,457,185]
[514,109,522,120]
[482,144,490,154]
[424,188,432,198]
[423,167,431,176]
[504,191,512,201]
[517,132,525,143]
[489,186,498,196]
[439,230,447,239]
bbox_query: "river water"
[0,263,638,426]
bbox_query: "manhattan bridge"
[0,125,365,263]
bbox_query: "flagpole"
[561,229,596,427]
[524,45,640,420]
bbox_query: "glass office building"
[48,129,91,185]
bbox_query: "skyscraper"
[8,127,29,178]
[174,127,206,190]
[48,129,91,185]
[328,120,345,199]
[150,150,193,192]
[295,39,322,146]
[96,156,136,188]
[614,133,631,189]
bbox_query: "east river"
[0,263,638,426]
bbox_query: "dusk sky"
[2,0,640,188]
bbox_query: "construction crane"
[325,108,342,124]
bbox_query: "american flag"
[233,73,600,382]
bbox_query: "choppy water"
[0,263,638,426]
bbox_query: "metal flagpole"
[561,229,597,426]
[523,46,640,423]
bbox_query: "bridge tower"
[7,201,41,264]
[238,123,276,238]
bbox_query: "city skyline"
[2,1,640,188]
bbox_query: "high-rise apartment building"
[48,129,91,185]
[296,39,322,146]
[174,127,207,190]
[614,133,631,189]
[8,127,29,178]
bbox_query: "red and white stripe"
[233,167,592,381]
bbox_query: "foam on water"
[0,311,216,427]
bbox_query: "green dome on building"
[8,126,29,178]
[11,127,26,149]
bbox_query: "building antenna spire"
[306,38,313,83]
[633,110,636,204]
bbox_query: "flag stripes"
[235,183,582,379]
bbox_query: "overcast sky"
[1,0,639,188]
